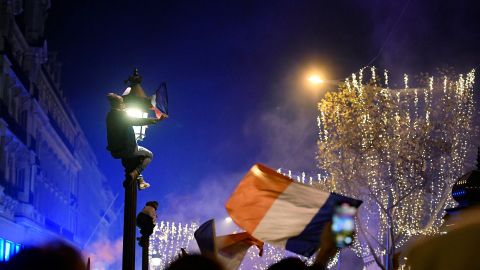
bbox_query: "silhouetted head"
[146,201,159,210]
[107,93,125,109]
[267,257,307,270]
[5,241,86,270]
[166,254,223,270]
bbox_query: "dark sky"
[45,0,480,228]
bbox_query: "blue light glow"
[0,238,23,261]
[0,238,4,261]
[5,241,11,261]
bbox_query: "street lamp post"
[121,69,152,270]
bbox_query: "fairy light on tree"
[149,221,198,269]
[239,243,316,270]
[316,67,476,269]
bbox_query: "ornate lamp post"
[121,69,152,270]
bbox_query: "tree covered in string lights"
[316,67,476,269]
[149,221,198,269]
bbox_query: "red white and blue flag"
[151,82,168,118]
[225,164,362,257]
[194,219,263,270]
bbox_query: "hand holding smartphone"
[331,202,357,248]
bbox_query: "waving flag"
[225,164,362,257]
[151,82,168,118]
[194,219,216,255]
[194,219,263,270]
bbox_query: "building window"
[4,241,13,261]
[0,238,3,261]
[16,168,25,190]
[4,87,11,108]
[0,237,22,262]
[20,110,28,129]
[11,97,17,118]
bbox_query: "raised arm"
[116,108,168,126]
[126,117,159,126]
[309,221,338,270]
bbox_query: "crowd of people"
[1,206,480,269]
[0,231,332,270]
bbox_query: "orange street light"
[307,74,324,85]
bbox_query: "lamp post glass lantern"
[151,254,162,268]
[121,69,153,141]
[125,106,149,141]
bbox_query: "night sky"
[45,0,480,232]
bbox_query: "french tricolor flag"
[225,164,362,257]
[195,219,263,270]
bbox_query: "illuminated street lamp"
[307,74,324,85]
[150,253,162,269]
[122,69,152,141]
[305,69,340,87]
[125,108,149,141]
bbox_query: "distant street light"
[307,74,324,85]
[306,74,341,89]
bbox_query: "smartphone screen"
[331,202,357,248]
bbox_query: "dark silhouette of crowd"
[2,206,480,270]
[0,241,86,270]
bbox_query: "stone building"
[0,0,116,261]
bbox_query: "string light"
[316,67,476,265]
[149,220,199,269]
[384,69,389,88]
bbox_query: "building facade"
[0,0,116,261]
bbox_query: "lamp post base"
[122,158,139,270]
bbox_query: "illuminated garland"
[239,243,316,270]
[149,221,198,269]
[149,217,315,270]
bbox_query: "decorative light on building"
[0,238,22,262]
